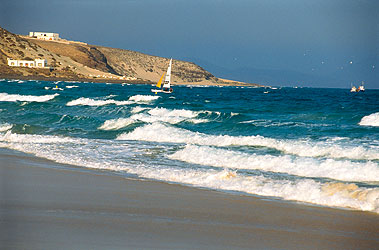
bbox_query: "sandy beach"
[1,148,378,249]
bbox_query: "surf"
[117,123,379,160]
[0,93,59,102]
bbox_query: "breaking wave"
[128,95,160,102]
[98,118,135,130]
[117,123,379,160]
[0,131,378,213]
[66,97,132,106]
[0,123,12,132]
[67,95,160,106]
[0,93,59,102]
[99,107,209,130]
[169,145,379,182]
[359,112,379,127]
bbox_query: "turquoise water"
[1,79,378,212]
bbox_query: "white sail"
[151,58,173,94]
[162,59,172,89]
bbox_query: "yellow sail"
[156,73,165,88]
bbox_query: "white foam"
[1,131,76,144]
[128,95,160,102]
[66,97,132,106]
[0,123,12,132]
[359,112,379,127]
[100,107,209,130]
[169,145,379,182]
[67,95,160,106]
[1,131,377,213]
[148,107,198,118]
[98,118,135,130]
[131,106,149,113]
[0,93,59,102]
[66,85,79,88]
[117,123,379,160]
[124,166,379,212]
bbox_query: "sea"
[1,79,378,213]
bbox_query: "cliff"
[0,27,261,86]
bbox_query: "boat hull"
[151,88,173,94]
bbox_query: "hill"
[0,27,262,86]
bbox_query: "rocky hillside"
[0,27,260,86]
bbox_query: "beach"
[1,148,378,250]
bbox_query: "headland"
[0,27,263,87]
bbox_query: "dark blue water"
[1,79,378,212]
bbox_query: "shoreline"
[1,147,378,249]
[0,75,264,87]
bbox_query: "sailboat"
[350,81,365,92]
[358,81,365,92]
[350,85,357,92]
[151,59,173,94]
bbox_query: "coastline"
[0,75,264,87]
[1,147,378,249]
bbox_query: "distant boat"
[358,82,365,92]
[350,82,365,92]
[151,59,173,94]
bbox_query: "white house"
[8,58,48,68]
[29,32,59,41]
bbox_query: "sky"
[1,0,378,88]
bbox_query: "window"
[11,62,14,66]
[20,63,23,66]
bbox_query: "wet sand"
[1,148,378,249]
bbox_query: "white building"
[29,32,59,41]
[8,58,48,68]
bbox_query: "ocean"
[1,79,378,213]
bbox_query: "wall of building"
[7,58,47,68]
[29,32,59,41]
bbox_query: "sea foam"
[359,112,379,127]
[98,118,135,130]
[1,131,378,213]
[117,123,379,160]
[0,123,12,132]
[169,145,379,182]
[66,97,132,106]
[67,95,160,106]
[128,95,160,102]
[99,107,209,130]
[0,93,59,102]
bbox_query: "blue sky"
[1,0,378,88]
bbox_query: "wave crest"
[359,112,379,127]
[67,95,160,106]
[66,97,132,106]
[118,123,379,160]
[128,95,160,102]
[0,93,59,102]
[0,123,12,132]
[169,145,379,182]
